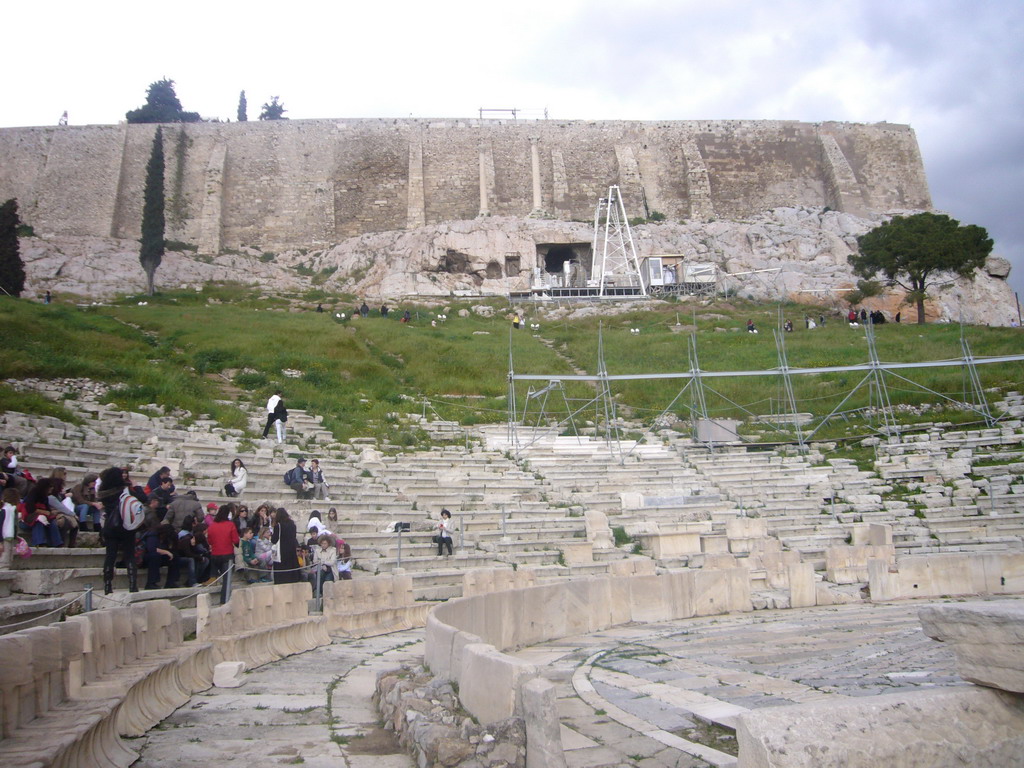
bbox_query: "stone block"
[736,686,1024,768]
[727,518,768,540]
[701,535,730,554]
[868,523,893,546]
[826,544,894,584]
[584,510,615,549]
[919,601,1024,693]
[458,643,537,724]
[560,541,593,565]
[523,677,567,768]
[213,661,247,688]
[619,491,644,510]
[788,563,816,608]
[639,531,702,558]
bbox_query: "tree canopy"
[259,96,287,120]
[126,79,201,124]
[237,90,248,122]
[851,212,993,323]
[0,198,26,298]
[140,128,165,296]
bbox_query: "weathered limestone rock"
[736,687,1024,768]
[522,678,567,768]
[213,661,247,688]
[584,510,615,549]
[375,665,526,768]
[919,601,1024,693]
[18,207,1017,325]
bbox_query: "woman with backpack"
[99,466,144,594]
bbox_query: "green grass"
[4,290,1024,444]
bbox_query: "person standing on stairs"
[262,390,288,443]
[98,466,144,594]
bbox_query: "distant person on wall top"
[263,390,287,443]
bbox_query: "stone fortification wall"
[0,118,931,251]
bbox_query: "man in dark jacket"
[285,458,314,499]
[165,490,202,531]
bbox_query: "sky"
[4,0,1023,296]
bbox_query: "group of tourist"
[0,446,353,597]
[283,456,331,500]
[848,308,898,325]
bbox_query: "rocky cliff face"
[20,209,1016,325]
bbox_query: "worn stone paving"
[511,598,1023,768]
[132,596,1021,768]
[133,630,422,768]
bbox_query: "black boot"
[103,568,114,595]
[127,562,139,593]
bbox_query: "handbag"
[14,537,32,558]
[271,524,282,562]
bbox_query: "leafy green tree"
[259,96,287,120]
[852,212,993,324]
[126,79,201,124]
[237,90,247,122]
[140,128,165,296]
[843,279,884,308]
[0,198,26,297]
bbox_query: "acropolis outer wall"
[0,118,931,252]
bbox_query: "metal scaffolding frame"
[505,321,1024,460]
[591,185,646,297]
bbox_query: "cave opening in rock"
[544,245,577,273]
[536,243,591,288]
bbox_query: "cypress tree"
[237,90,247,122]
[140,127,165,296]
[0,198,26,298]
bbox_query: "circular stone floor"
[509,598,1019,768]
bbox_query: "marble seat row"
[0,599,213,767]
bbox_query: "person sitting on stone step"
[307,459,331,501]
[71,472,103,532]
[145,466,175,496]
[307,534,337,597]
[22,477,64,547]
[285,458,314,499]
[224,458,248,497]
[147,475,176,520]
[435,509,454,557]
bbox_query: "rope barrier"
[1,595,83,630]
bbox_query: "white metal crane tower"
[590,185,646,297]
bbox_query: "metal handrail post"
[221,563,233,605]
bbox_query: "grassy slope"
[3,290,1023,444]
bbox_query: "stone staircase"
[4,393,1024,628]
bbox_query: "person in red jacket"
[206,503,240,582]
